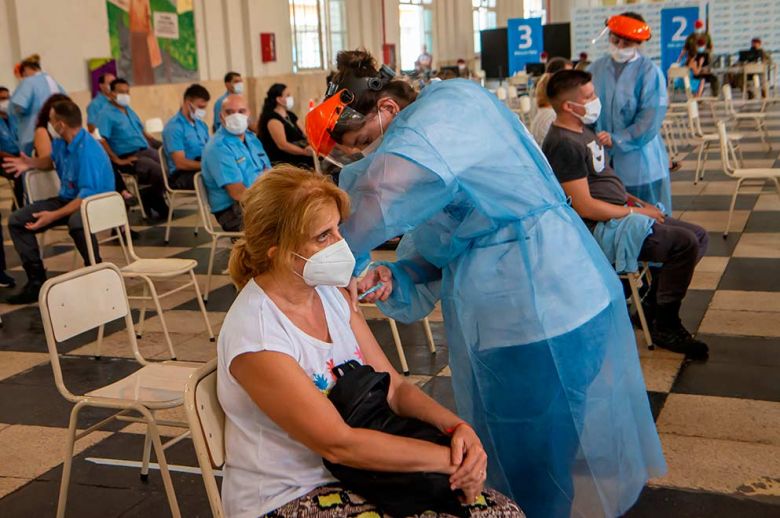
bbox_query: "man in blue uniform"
[201,94,270,231]
[96,78,168,219]
[0,86,24,209]
[3,100,115,303]
[86,72,115,133]
[589,13,672,213]
[162,84,211,190]
[213,72,244,132]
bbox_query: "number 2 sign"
[507,18,543,76]
[660,7,700,77]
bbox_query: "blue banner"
[660,7,699,77]
[507,17,543,76]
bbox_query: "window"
[524,0,546,24]
[472,0,497,54]
[399,0,434,72]
[290,0,347,71]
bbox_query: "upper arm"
[213,148,242,186]
[560,177,594,211]
[224,181,246,201]
[34,130,52,159]
[163,124,184,154]
[229,350,352,456]
[267,119,288,146]
[96,113,112,141]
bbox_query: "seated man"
[213,71,243,132]
[0,86,24,208]
[96,78,168,219]
[542,70,709,359]
[201,94,270,232]
[2,99,115,303]
[162,83,211,190]
[86,72,115,133]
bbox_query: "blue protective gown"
[339,80,666,518]
[9,72,66,155]
[589,55,672,213]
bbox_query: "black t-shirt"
[542,124,628,209]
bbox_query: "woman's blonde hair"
[535,73,551,108]
[228,165,350,289]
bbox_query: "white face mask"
[0,99,9,113]
[232,82,244,95]
[458,64,467,71]
[609,44,637,63]
[294,239,356,287]
[223,113,249,135]
[191,107,207,121]
[116,93,131,107]
[285,96,294,110]
[695,28,704,35]
[571,98,602,125]
[47,121,62,140]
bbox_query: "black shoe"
[123,194,139,208]
[651,324,709,360]
[6,281,44,305]
[0,271,16,289]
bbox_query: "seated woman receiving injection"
[218,165,521,518]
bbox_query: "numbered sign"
[507,18,543,76]
[660,7,699,77]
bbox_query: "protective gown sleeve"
[611,64,668,153]
[375,233,442,324]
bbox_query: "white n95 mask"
[192,107,207,121]
[0,99,9,113]
[609,44,637,64]
[233,82,244,95]
[573,98,602,125]
[294,239,356,287]
[285,96,295,110]
[116,93,131,107]
[224,113,249,135]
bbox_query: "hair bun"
[336,49,377,75]
[24,54,41,64]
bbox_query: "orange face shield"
[607,15,652,43]
[306,89,369,157]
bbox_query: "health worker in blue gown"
[307,50,666,518]
[588,13,672,213]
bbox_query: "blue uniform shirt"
[212,91,229,131]
[96,103,148,156]
[0,115,19,155]
[201,127,270,212]
[86,93,110,128]
[162,110,209,174]
[9,72,66,153]
[51,128,116,200]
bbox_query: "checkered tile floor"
[1,106,779,516]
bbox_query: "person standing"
[308,49,665,518]
[86,73,116,133]
[589,13,672,212]
[9,54,66,155]
[0,86,23,208]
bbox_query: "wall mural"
[106,0,199,85]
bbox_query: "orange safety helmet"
[607,15,652,43]
[306,89,368,157]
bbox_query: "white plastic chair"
[194,173,243,302]
[145,117,164,136]
[39,263,201,518]
[687,100,744,184]
[723,84,772,151]
[184,359,225,518]
[158,147,199,244]
[81,192,214,359]
[742,62,768,101]
[717,120,780,237]
[619,262,654,350]
[514,95,533,126]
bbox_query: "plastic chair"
[24,169,81,267]
[145,117,164,135]
[514,95,533,126]
[717,120,780,237]
[81,192,214,359]
[619,262,654,351]
[158,147,199,244]
[39,263,202,518]
[742,62,768,100]
[722,84,772,151]
[184,358,225,518]
[194,173,243,302]
[687,99,744,184]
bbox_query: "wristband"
[446,422,470,435]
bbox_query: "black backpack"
[324,360,467,517]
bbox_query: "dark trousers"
[170,170,196,191]
[638,217,708,305]
[0,219,7,272]
[215,203,243,232]
[8,197,100,282]
[694,73,719,96]
[116,147,168,217]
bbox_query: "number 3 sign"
[508,18,543,76]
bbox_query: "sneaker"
[6,281,43,305]
[0,271,15,288]
[652,324,709,360]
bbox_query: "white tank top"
[217,280,364,518]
